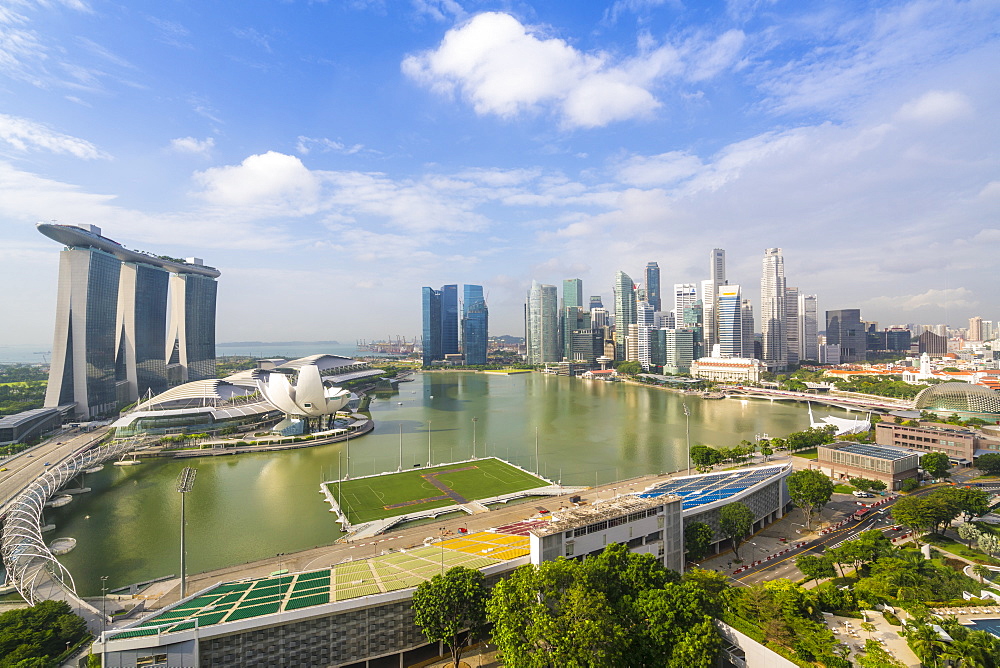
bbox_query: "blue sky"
[1,0,998,345]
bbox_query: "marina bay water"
[49,372,858,595]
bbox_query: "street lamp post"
[176,467,197,599]
[100,575,108,634]
[683,402,691,475]
[472,417,478,460]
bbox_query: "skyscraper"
[461,284,488,365]
[613,271,636,359]
[826,309,867,363]
[440,284,459,356]
[741,299,755,360]
[969,316,983,342]
[526,281,559,364]
[39,223,220,418]
[589,295,604,310]
[799,294,819,362]
[645,262,661,312]
[760,248,787,371]
[421,287,442,366]
[785,286,799,367]
[717,285,742,358]
[704,249,726,351]
[673,283,697,320]
[562,279,584,361]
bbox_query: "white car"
[852,490,873,498]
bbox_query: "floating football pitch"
[327,457,548,525]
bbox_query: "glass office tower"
[422,287,442,366]
[461,285,488,366]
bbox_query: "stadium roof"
[115,544,515,638]
[637,465,789,511]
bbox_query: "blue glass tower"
[462,284,488,365]
[421,287,442,366]
[441,284,459,356]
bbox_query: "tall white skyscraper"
[717,285,742,358]
[785,286,799,367]
[704,249,726,351]
[526,281,559,364]
[673,283,697,320]
[799,295,818,361]
[760,248,787,371]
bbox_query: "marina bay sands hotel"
[37,223,220,419]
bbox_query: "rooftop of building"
[36,223,220,278]
[0,407,59,428]
[821,442,917,461]
[637,465,789,510]
[529,495,677,537]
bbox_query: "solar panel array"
[832,443,914,461]
[637,466,785,510]
[126,545,503,636]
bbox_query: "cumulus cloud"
[403,12,745,129]
[616,151,703,187]
[169,136,214,156]
[193,151,320,214]
[0,114,108,159]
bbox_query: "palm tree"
[971,563,992,584]
[905,623,946,667]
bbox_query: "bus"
[852,507,871,521]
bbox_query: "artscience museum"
[110,355,383,438]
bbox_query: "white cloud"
[616,151,703,187]
[193,151,320,214]
[411,0,465,23]
[863,288,978,312]
[0,114,108,159]
[895,90,973,125]
[403,12,726,129]
[169,136,215,156]
[295,136,364,155]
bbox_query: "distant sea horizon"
[0,341,400,364]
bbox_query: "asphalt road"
[0,427,109,515]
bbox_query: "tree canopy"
[920,452,951,479]
[412,566,488,668]
[976,452,1000,475]
[786,469,834,530]
[719,502,754,561]
[684,522,714,562]
[0,601,88,668]
[486,544,718,668]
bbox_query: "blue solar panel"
[638,466,784,506]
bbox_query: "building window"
[137,655,168,667]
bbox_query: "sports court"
[326,457,548,525]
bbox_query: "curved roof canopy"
[37,223,221,278]
[914,382,1000,414]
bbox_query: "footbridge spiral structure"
[1,437,145,624]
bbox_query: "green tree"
[890,496,938,537]
[616,361,642,375]
[684,522,714,562]
[0,601,88,668]
[719,502,754,561]
[975,453,1000,475]
[850,477,879,492]
[904,622,946,667]
[971,563,992,584]
[795,554,836,583]
[689,444,723,471]
[921,451,952,479]
[900,477,920,492]
[412,566,488,668]
[786,469,834,530]
[856,638,906,668]
[959,522,983,547]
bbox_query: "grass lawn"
[833,483,856,494]
[923,533,1000,566]
[791,448,818,459]
[328,458,548,525]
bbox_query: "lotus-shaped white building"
[255,355,360,417]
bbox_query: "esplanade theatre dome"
[914,382,1000,422]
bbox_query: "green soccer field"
[327,457,548,525]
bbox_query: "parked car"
[852,490,873,498]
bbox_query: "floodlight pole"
[100,575,108,634]
[427,420,432,467]
[683,402,691,475]
[472,417,478,460]
[345,427,350,480]
[535,427,539,474]
[176,467,197,599]
[398,423,403,472]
